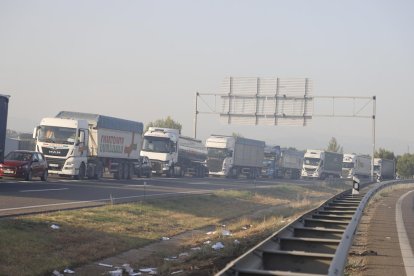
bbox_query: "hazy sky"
[1,0,413,155]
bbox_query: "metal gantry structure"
[194,80,377,179]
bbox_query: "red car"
[0,150,48,181]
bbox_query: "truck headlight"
[162,163,170,169]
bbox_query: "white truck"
[140,127,207,177]
[374,158,395,182]
[302,149,343,180]
[206,135,265,178]
[342,154,371,179]
[33,111,143,179]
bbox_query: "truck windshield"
[38,126,77,145]
[304,157,320,166]
[142,137,171,153]
[263,160,274,167]
[342,162,354,169]
[373,165,380,171]
[207,148,230,159]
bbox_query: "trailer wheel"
[94,162,103,180]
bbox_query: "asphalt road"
[0,176,308,217]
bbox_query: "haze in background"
[1,0,413,154]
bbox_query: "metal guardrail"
[216,180,413,276]
[328,179,413,275]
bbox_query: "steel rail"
[216,180,412,276]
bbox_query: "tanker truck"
[206,135,265,178]
[33,111,143,179]
[140,127,207,177]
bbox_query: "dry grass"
[0,182,347,275]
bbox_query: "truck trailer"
[0,95,10,164]
[374,158,395,182]
[206,135,265,178]
[33,111,143,179]
[262,146,303,179]
[302,150,343,180]
[342,154,371,179]
[140,127,207,177]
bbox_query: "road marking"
[396,190,414,276]
[20,188,69,193]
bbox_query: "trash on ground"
[221,224,226,228]
[129,273,142,276]
[164,256,178,261]
[203,240,211,245]
[52,270,63,276]
[179,252,189,257]
[221,230,232,236]
[171,270,184,275]
[241,224,252,230]
[99,263,114,268]
[139,268,157,274]
[212,242,225,250]
[191,247,201,251]
[206,231,216,235]
[161,237,170,241]
[63,268,75,274]
[50,224,60,230]
[234,239,240,245]
[108,268,123,276]
[122,264,134,274]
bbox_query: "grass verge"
[0,181,348,275]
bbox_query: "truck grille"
[46,158,66,170]
[151,161,162,173]
[42,147,69,157]
[207,158,223,173]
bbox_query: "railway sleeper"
[317,210,355,215]
[230,267,326,276]
[261,250,334,274]
[328,202,360,207]
[323,206,357,211]
[293,227,344,239]
[311,214,353,221]
[332,199,361,204]
[304,218,349,229]
[279,237,341,254]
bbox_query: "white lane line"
[396,190,414,276]
[20,188,69,193]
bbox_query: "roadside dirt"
[346,187,414,276]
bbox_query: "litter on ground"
[206,231,216,235]
[179,252,189,257]
[63,268,75,274]
[98,263,114,268]
[50,224,60,230]
[221,230,232,236]
[52,270,63,276]
[171,270,184,275]
[161,237,170,241]
[203,240,211,245]
[108,268,123,276]
[212,242,225,250]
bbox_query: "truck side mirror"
[33,127,38,139]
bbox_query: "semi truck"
[140,127,207,177]
[0,95,10,164]
[342,154,371,179]
[33,111,143,179]
[301,149,343,180]
[261,146,303,179]
[206,135,265,178]
[374,158,395,182]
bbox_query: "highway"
[0,176,301,217]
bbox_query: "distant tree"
[374,148,395,160]
[145,116,182,133]
[6,129,19,138]
[232,132,244,138]
[396,153,414,178]
[327,137,343,153]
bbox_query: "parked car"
[0,150,48,181]
[135,156,152,178]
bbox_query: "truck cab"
[302,150,323,179]
[140,127,179,176]
[205,136,235,177]
[33,117,89,178]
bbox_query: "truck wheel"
[77,163,86,180]
[167,167,174,178]
[126,164,132,180]
[94,163,103,180]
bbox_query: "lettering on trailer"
[100,135,125,154]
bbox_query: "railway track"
[217,187,367,276]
